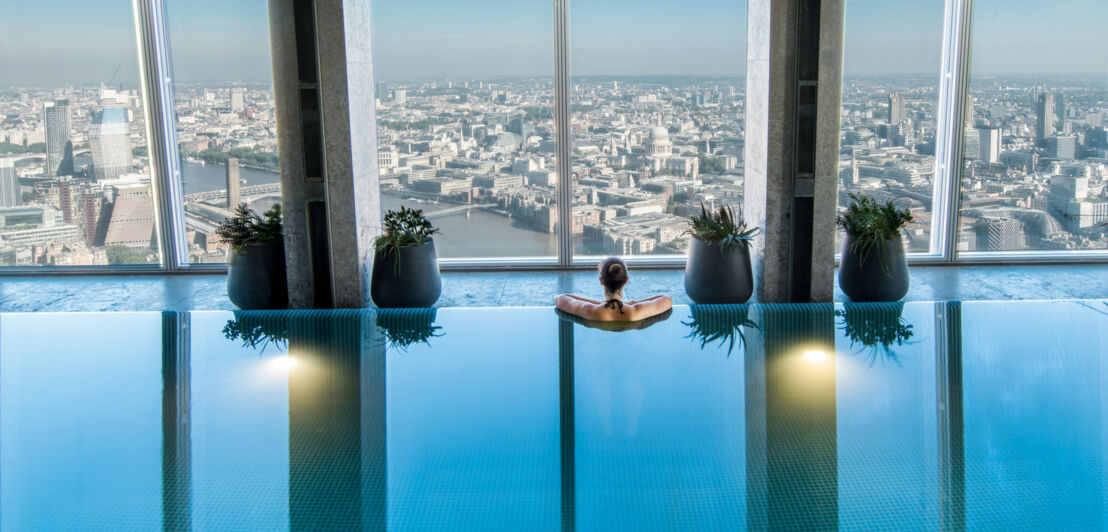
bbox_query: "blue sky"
[1,0,1105,87]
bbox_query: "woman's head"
[598,257,628,295]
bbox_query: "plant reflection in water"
[376,308,444,351]
[835,302,915,365]
[222,311,290,353]
[682,304,759,357]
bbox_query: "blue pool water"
[1,301,1107,531]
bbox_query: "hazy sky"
[1,0,1105,87]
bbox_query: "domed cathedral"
[647,126,672,156]
[635,125,699,178]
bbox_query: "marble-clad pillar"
[269,0,381,308]
[745,0,845,302]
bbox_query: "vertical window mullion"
[133,0,187,270]
[933,0,974,262]
[553,0,573,267]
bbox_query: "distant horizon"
[7,72,1108,92]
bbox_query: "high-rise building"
[0,158,19,207]
[88,107,133,180]
[58,178,75,224]
[1045,135,1076,160]
[963,128,980,161]
[231,88,245,112]
[1054,93,1066,121]
[888,93,904,125]
[977,127,1002,164]
[43,99,71,177]
[1036,93,1056,146]
[394,89,407,105]
[964,95,976,129]
[226,158,241,208]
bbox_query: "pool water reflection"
[1,301,1107,531]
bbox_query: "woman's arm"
[624,295,673,321]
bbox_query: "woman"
[555,257,673,322]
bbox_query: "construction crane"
[106,63,122,88]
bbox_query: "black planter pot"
[684,237,754,304]
[371,239,442,308]
[227,240,288,309]
[838,233,909,302]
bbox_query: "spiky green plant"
[215,203,283,255]
[686,203,760,250]
[836,194,913,273]
[373,206,440,273]
[376,308,443,351]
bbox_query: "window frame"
[2,0,1105,277]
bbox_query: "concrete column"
[269,0,381,308]
[744,0,845,302]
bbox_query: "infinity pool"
[2,301,1107,531]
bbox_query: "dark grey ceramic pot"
[684,237,754,304]
[371,239,442,308]
[838,233,909,302]
[227,240,288,310]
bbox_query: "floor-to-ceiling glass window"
[957,0,1108,255]
[370,0,557,260]
[0,1,162,267]
[570,0,746,259]
[166,0,280,264]
[838,0,946,255]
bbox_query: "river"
[180,161,557,258]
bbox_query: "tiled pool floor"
[2,301,1107,530]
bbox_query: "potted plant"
[371,206,442,308]
[837,194,914,302]
[216,203,287,309]
[684,204,760,304]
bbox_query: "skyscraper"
[0,158,19,207]
[88,107,133,180]
[965,95,976,129]
[888,93,904,124]
[227,158,241,208]
[1054,93,1066,121]
[394,89,407,105]
[43,99,71,177]
[1036,93,1056,146]
[977,127,1002,164]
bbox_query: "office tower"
[0,158,19,207]
[58,177,75,224]
[1036,93,1056,146]
[376,81,387,101]
[81,191,101,242]
[964,95,976,129]
[1054,93,1066,120]
[102,184,155,249]
[975,216,1025,250]
[231,88,245,112]
[977,127,1001,164]
[963,129,980,161]
[394,89,407,105]
[227,158,241,208]
[888,92,904,124]
[1044,135,1076,160]
[43,99,71,176]
[88,107,133,180]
